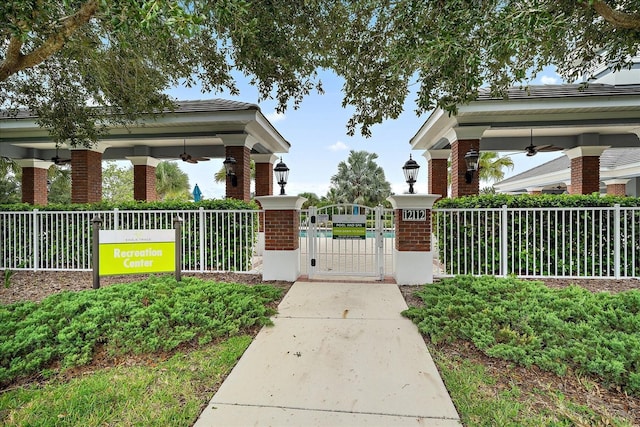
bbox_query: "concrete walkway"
[194,281,461,426]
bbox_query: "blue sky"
[165,68,565,200]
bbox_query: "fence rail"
[433,205,640,279]
[0,208,261,273]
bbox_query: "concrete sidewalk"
[194,281,461,426]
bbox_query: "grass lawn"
[1,336,250,426]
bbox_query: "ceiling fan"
[524,129,562,157]
[179,140,210,164]
[51,147,71,165]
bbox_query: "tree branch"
[592,0,640,30]
[0,0,99,82]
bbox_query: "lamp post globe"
[402,154,420,194]
[274,158,290,195]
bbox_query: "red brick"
[451,139,480,198]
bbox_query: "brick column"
[255,196,306,281]
[565,146,608,195]
[387,194,440,285]
[252,154,278,256]
[451,139,480,198]
[225,145,251,201]
[127,156,161,201]
[424,149,450,200]
[17,159,53,205]
[253,154,276,198]
[71,149,103,203]
[603,179,629,196]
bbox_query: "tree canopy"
[2,1,639,141]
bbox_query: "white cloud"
[540,75,559,85]
[328,141,349,151]
[265,111,286,123]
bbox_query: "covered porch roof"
[410,84,640,153]
[0,99,290,161]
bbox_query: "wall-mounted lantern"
[223,156,237,187]
[464,148,480,184]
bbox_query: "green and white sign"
[99,229,175,276]
[332,214,366,240]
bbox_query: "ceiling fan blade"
[536,145,563,152]
[192,157,210,162]
[186,158,198,164]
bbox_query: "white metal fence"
[0,208,261,272]
[433,205,640,279]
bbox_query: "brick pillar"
[387,194,440,285]
[451,139,480,198]
[253,154,276,198]
[225,145,251,201]
[71,149,103,203]
[127,156,160,202]
[252,154,277,256]
[603,179,629,196]
[255,196,306,281]
[565,147,608,195]
[424,149,450,200]
[18,160,52,205]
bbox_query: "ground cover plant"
[403,276,640,397]
[0,276,282,387]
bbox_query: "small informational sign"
[99,229,175,276]
[332,214,366,240]
[317,214,330,224]
[402,209,427,222]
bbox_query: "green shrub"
[403,275,640,396]
[0,276,282,386]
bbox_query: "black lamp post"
[464,148,480,184]
[274,157,290,195]
[223,156,237,187]
[402,154,420,194]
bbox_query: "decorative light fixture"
[402,154,420,194]
[274,157,290,195]
[223,156,237,187]
[464,148,480,184]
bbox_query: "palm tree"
[329,150,391,206]
[298,192,321,209]
[478,152,514,183]
[156,161,191,201]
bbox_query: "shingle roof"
[477,84,640,101]
[498,148,640,185]
[1,98,259,120]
